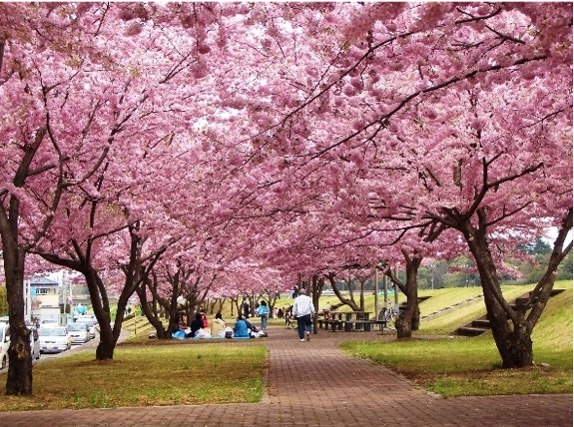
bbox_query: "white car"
[39,326,71,353]
[67,323,90,344]
[75,318,97,339]
[0,322,9,370]
[29,327,41,361]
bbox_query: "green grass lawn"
[0,344,265,412]
[341,280,573,397]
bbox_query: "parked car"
[75,317,97,339]
[38,326,71,354]
[28,327,41,361]
[0,321,9,370]
[67,323,90,344]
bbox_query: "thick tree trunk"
[2,242,33,395]
[463,218,534,368]
[0,127,50,396]
[83,269,117,360]
[6,329,33,396]
[95,333,117,360]
[394,312,410,338]
[499,323,533,368]
[395,252,422,339]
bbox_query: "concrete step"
[457,326,489,337]
[453,288,566,336]
[472,319,490,328]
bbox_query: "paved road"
[0,326,571,426]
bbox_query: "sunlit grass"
[342,281,573,397]
[0,344,265,411]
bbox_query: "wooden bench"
[317,318,344,331]
[343,320,372,332]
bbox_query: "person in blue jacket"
[256,300,270,331]
[233,315,250,338]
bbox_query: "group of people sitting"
[173,311,267,340]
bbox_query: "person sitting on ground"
[200,311,209,329]
[243,316,267,337]
[211,312,226,338]
[244,316,258,333]
[189,312,204,338]
[233,315,250,338]
[284,306,294,329]
[176,313,188,329]
[172,313,191,338]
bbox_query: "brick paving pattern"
[0,326,571,426]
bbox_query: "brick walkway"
[0,326,571,426]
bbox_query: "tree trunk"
[394,312,410,339]
[0,127,50,396]
[135,280,171,339]
[95,333,117,360]
[386,252,422,339]
[6,329,33,396]
[463,217,534,368]
[497,322,533,368]
[327,274,361,311]
[310,276,324,334]
[82,268,117,360]
[1,240,33,395]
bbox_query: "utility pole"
[374,267,379,318]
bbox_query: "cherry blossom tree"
[0,2,143,395]
[221,3,572,365]
[0,0,246,392]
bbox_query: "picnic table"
[317,311,373,332]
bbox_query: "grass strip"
[0,344,265,412]
[340,337,572,397]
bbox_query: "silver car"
[39,326,71,353]
[75,318,97,339]
[67,323,90,344]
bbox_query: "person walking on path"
[256,300,270,331]
[292,289,315,341]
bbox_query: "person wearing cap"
[292,289,316,341]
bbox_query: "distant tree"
[557,251,573,281]
[522,238,553,256]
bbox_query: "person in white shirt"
[292,289,315,341]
